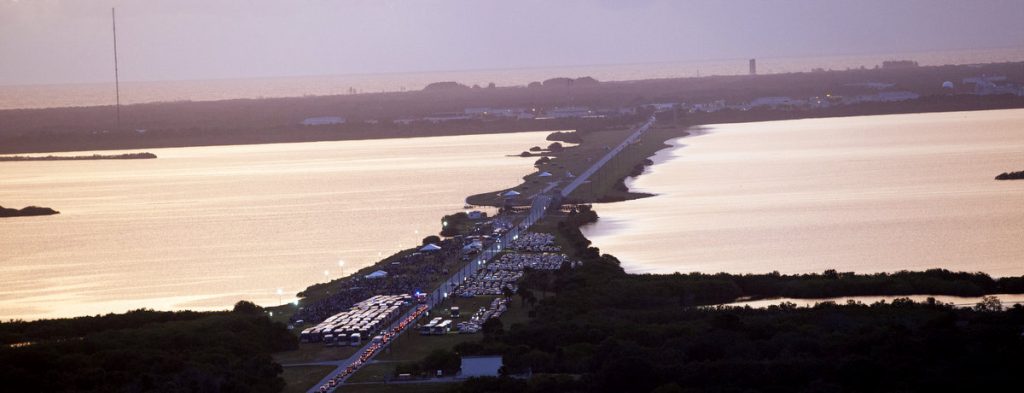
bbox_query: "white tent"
[537,171,553,177]
[420,243,442,252]
[501,190,521,197]
[365,270,388,279]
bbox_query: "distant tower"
[112,8,121,130]
[749,58,757,75]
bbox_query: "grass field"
[281,366,336,393]
[274,342,358,365]
[336,382,456,393]
[466,125,689,206]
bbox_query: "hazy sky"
[1,0,1022,85]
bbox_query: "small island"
[995,170,1024,180]
[0,152,156,162]
[0,205,60,217]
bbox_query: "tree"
[482,317,504,337]
[422,235,441,245]
[422,349,462,376]
[233,300,262,313]
[974,295,1003,312]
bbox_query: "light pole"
[276,288,283,306]
[338,259,346,278]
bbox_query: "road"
[307,118,654,392]
[560,115,656,198]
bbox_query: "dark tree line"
[441,208,1024,393]
[0,302,297,393]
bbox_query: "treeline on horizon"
[0,303,297,393]
[443,207,1024,393]
[2,61,1024,154]
[0,152,156,161]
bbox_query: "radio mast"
[112,8,121,130]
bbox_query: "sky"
[1,0,1023,86]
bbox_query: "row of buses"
[418,317,454,335]
[300,294,412,346]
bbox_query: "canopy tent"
[365,270,388,279]
[537,171,553,177]
[501,190,521,197]
[420,243,442,252]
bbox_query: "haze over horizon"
[2,0,1023,86]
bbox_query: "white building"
[748,97,804,108]
[301,116,345,126]
[544,106,595,119]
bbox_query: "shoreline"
[0,152,156,161]
[4,59,1024,155]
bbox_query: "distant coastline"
[0,152,156,161]
[0,205,59,218]
[995,170,1024,180]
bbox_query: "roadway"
[308,117,654,392]
[560,115,656,198]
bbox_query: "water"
[582,110,1024,277]
[2,47,1022,110]
[724,294,1024,309]
[0,131,548,320]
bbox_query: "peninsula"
[0,205,59,217]
[0,152,156,161]
[995,170,1024,180]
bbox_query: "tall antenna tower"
[112,8,121,130]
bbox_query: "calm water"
[2,47,1022,109]
[582,110,1024,277]
[724,294,1024,309]
[0,132,548,320]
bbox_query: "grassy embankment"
[465,123,690,206]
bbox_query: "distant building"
[851,91,920,103]
[847,82,895,90]
[748,96,803,108]
[301,116,345,126]
[749,58,757,75]
[423,113,473,123]
[464,107,529,118]
[881,60,919,69]
[542,106,600,119]
[962,76,1022,96]
[458,356,502,379]
[689,100,726,113]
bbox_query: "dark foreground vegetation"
[0,302,297,393]
[444,208,1024,393]
[0,205,59,217]
[456,297,1024,393]
[995,170,1024,180]
[0,152,156,161]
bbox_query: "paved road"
[560,116,656,198]
[307,117,653,392]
